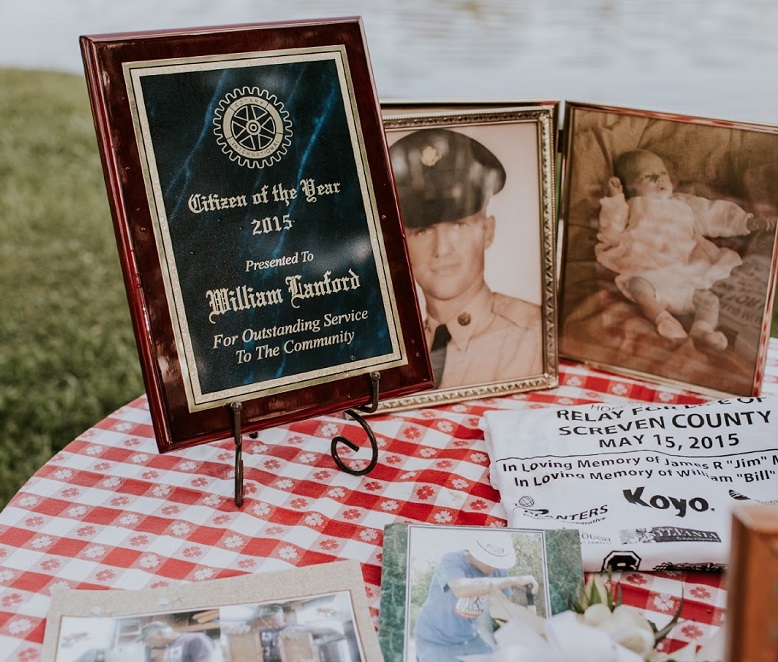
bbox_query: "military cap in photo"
[389,128,506,229]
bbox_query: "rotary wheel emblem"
[213,87,292,168]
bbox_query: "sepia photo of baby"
[559,104,778,396]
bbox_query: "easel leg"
[330,372,380,476]
[231,401,244,507]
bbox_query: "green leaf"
[588,580,603,605]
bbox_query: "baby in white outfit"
[596,149,774,349]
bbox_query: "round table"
[2,344,776,661]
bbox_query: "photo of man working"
[389,127,543,390]
[412,530,539,662]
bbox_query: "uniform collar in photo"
[425,283,495,348]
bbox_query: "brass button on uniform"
[457,312,472,326]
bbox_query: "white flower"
[298,453,317,464]
[170,523,192,537]
[252,503,271,517]
[194,569,215,581]
[484,575,702,662]
[581,604,655,657]
[30,536,53,549]
[139,554,160,569]
[101,477,121,489]
[119,514,140,526]
[548,610,646,661]
[130,453,150,464]
[481,610,646,661]
[152,485,171,498]
[7,618,34,635]
[224,535,245,549]
[278,546,299,560]
[0,569,17,582]
[305,513,324,527]
[66,506,88,518]
[83,545,106,559]
[482,586,721,662]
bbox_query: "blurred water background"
[2,0,778,124]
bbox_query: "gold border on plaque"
[124,47,407,411]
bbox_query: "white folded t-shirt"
[481,396,777,572]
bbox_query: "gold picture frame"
[558,102,778,396]
[377,103,559,412]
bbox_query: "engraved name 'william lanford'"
[206,269,361,322]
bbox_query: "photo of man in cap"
[389,127,543,390]
[412,530,539,662]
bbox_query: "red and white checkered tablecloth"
[1,341,776,661]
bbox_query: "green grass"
[1,68,777,511]
[0,69,144,509]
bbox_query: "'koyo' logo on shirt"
[623,486,710,518]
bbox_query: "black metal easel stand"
[229,371,381,508]
[330,371,380,476]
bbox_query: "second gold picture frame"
[558,102,778,397]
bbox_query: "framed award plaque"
[80,18,432,453]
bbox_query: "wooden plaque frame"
[80,18,432,452]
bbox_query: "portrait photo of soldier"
[388,122,547,393]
